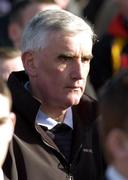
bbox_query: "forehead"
[45,31,93,54]
[0,95,10,117]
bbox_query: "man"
[98,69,128,180]
[4,9,104,180]
[0,78,15,180]
[0,47,24,81]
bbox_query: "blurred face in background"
[0,94,15,167]
[54,0,70,9]
[8,2,61,48]
[105,128,128,178]
[0,56,24,81]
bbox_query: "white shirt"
[36,107,73,130]
[106,166,127,180]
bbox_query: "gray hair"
[21,9,96,53]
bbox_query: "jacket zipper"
[66,174,73,180]
[36,124,81,180]
[42,139,75,179]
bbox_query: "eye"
[58,54,73,62]
[82,55,93,63]
[82,57,90,63]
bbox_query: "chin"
[67,96,81,106]
[72,99,81,105]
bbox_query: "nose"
[70,60,90,80]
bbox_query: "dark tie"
[47,123,73,162]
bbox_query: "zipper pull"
[66,175,73,180]
[69,175,73,180]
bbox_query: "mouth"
[66,86,82,92]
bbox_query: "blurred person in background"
[0,47,24,81]
[8,0,61,49]
[0,0,61,48]
[82,0,119,37]
[82,0,106,25]
[95,0,119,37]
[0,0,86,49]
[54,0,82,17]
[0,0,11,17]
[89,0,128,94]
[98,70,128,180]
[0,77,16,180]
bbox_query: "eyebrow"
[58,53,93,60]
[58,53,74,58]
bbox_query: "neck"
[30,83,68,122]
[40,105,67,122]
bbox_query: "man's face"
[0,95,15,167]
[32,32,93,109]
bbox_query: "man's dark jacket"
[4,71,105,180]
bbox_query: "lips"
[66,86,82,91]
[69,87,80,89]
[65,82,84,92]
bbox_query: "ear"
[22,51,37,77]
[9,112,16,127]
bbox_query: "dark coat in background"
[90,14,128,93]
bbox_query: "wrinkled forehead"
[44,31,93,52]
[45,30,93,45]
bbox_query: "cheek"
[0,125,12,166]
[83,63,90,77]
[87,63,90,72]
[38,72,62,95]
[0,122,14,143]
[57,64,67,72]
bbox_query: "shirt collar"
[106,166,127,180]
[36,107,73,130]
